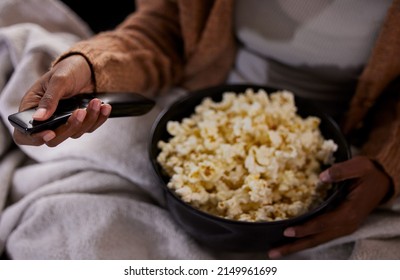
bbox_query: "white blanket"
[0,0,399,260]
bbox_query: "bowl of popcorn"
[149,84,351,252]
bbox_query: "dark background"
[61,0,136,33]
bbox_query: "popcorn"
[157,89,338,222]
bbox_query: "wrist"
[53,54,96,93]
[371,159,395,204]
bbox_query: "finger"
[283,204,357,239]
[33,76,70,121]
[18,71,56,112]
[13,129,56,146]
[267,203,362,258]
[70,101,111,139]
[319,156,374,183]
[87,103,112,133]
[70,99,102,139]
[44,109,86,147]
[269,213,356,258]
[33,91,62,120]
[268,230,342,259]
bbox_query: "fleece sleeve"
[54,0,184,96]
[361,86,400,204]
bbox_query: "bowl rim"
[148,83,352,226]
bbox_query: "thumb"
[32,55,94,121]
[33,93,59,121]
[33,82,66,121]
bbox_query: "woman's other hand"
[13,55,112,147]
[268,156,392,259]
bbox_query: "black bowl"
[149,84,351,252]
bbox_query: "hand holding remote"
[11,55,154,147]
[8,92,155,134]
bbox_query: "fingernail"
[268,250,281,259]
[43,132,56,142]
[283,227,296,237]
[92,99,101,111]
[33,108,47,119]
[76,109,86,122]
[319,170,331,183]
[101,105,112,116]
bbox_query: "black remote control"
[8,92,155,134]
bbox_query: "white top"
[228,0,392,119]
